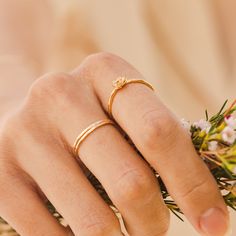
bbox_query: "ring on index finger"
[107,77,155,120]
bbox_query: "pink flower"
[225,116,236,129]
[221,127,236,144]
[193,119,211,133]
[208,141,218,151]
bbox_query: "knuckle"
[0,113,20,145]
[84,52,118,66]
[114,168,154,204]
[141,108,179,150]
[79,52,122,80]
[28,72,72,102]
[179,176,209,200]
[78,213,119,236]
[25,72,85,116]
[141,206,170,236]
[0,109,41,155]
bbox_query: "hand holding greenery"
[86,99,236,221]
[1,100,236,234]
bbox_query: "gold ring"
[108,77,154,119]
[73,119,115,157]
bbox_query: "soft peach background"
[0,0,235,235]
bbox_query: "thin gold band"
[73,119,115,157]
[108,77,154,119]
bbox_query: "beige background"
[0,0,235,235]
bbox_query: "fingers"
[23,72,170,235]
[0,170,70,236]
[19,145,123,236]
[73,52,230,236]
[41,73,170,235]
[69,116,170,235]
[7,74,123,236]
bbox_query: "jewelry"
[73,119,115,157]
[108,77,154,119]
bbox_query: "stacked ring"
[73,119,115,157]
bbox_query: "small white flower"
[221,126,236,144]
[208,141,218,151]
[225,116,236,129]
[180,118,191,130]
[193,119,211,133]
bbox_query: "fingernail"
[200,208,230,236]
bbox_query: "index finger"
[72,52,230,236]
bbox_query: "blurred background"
[0,0,235,235]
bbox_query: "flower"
[180,118,191,134]
[208,141,218,151]
[221,126,236,144]
[225,116,236,129]
[193,119,211,133]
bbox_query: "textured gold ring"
[108,77,154,119]
[73,119,115,157]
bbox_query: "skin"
[0,53,230,236]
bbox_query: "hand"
[0,53,229,236]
